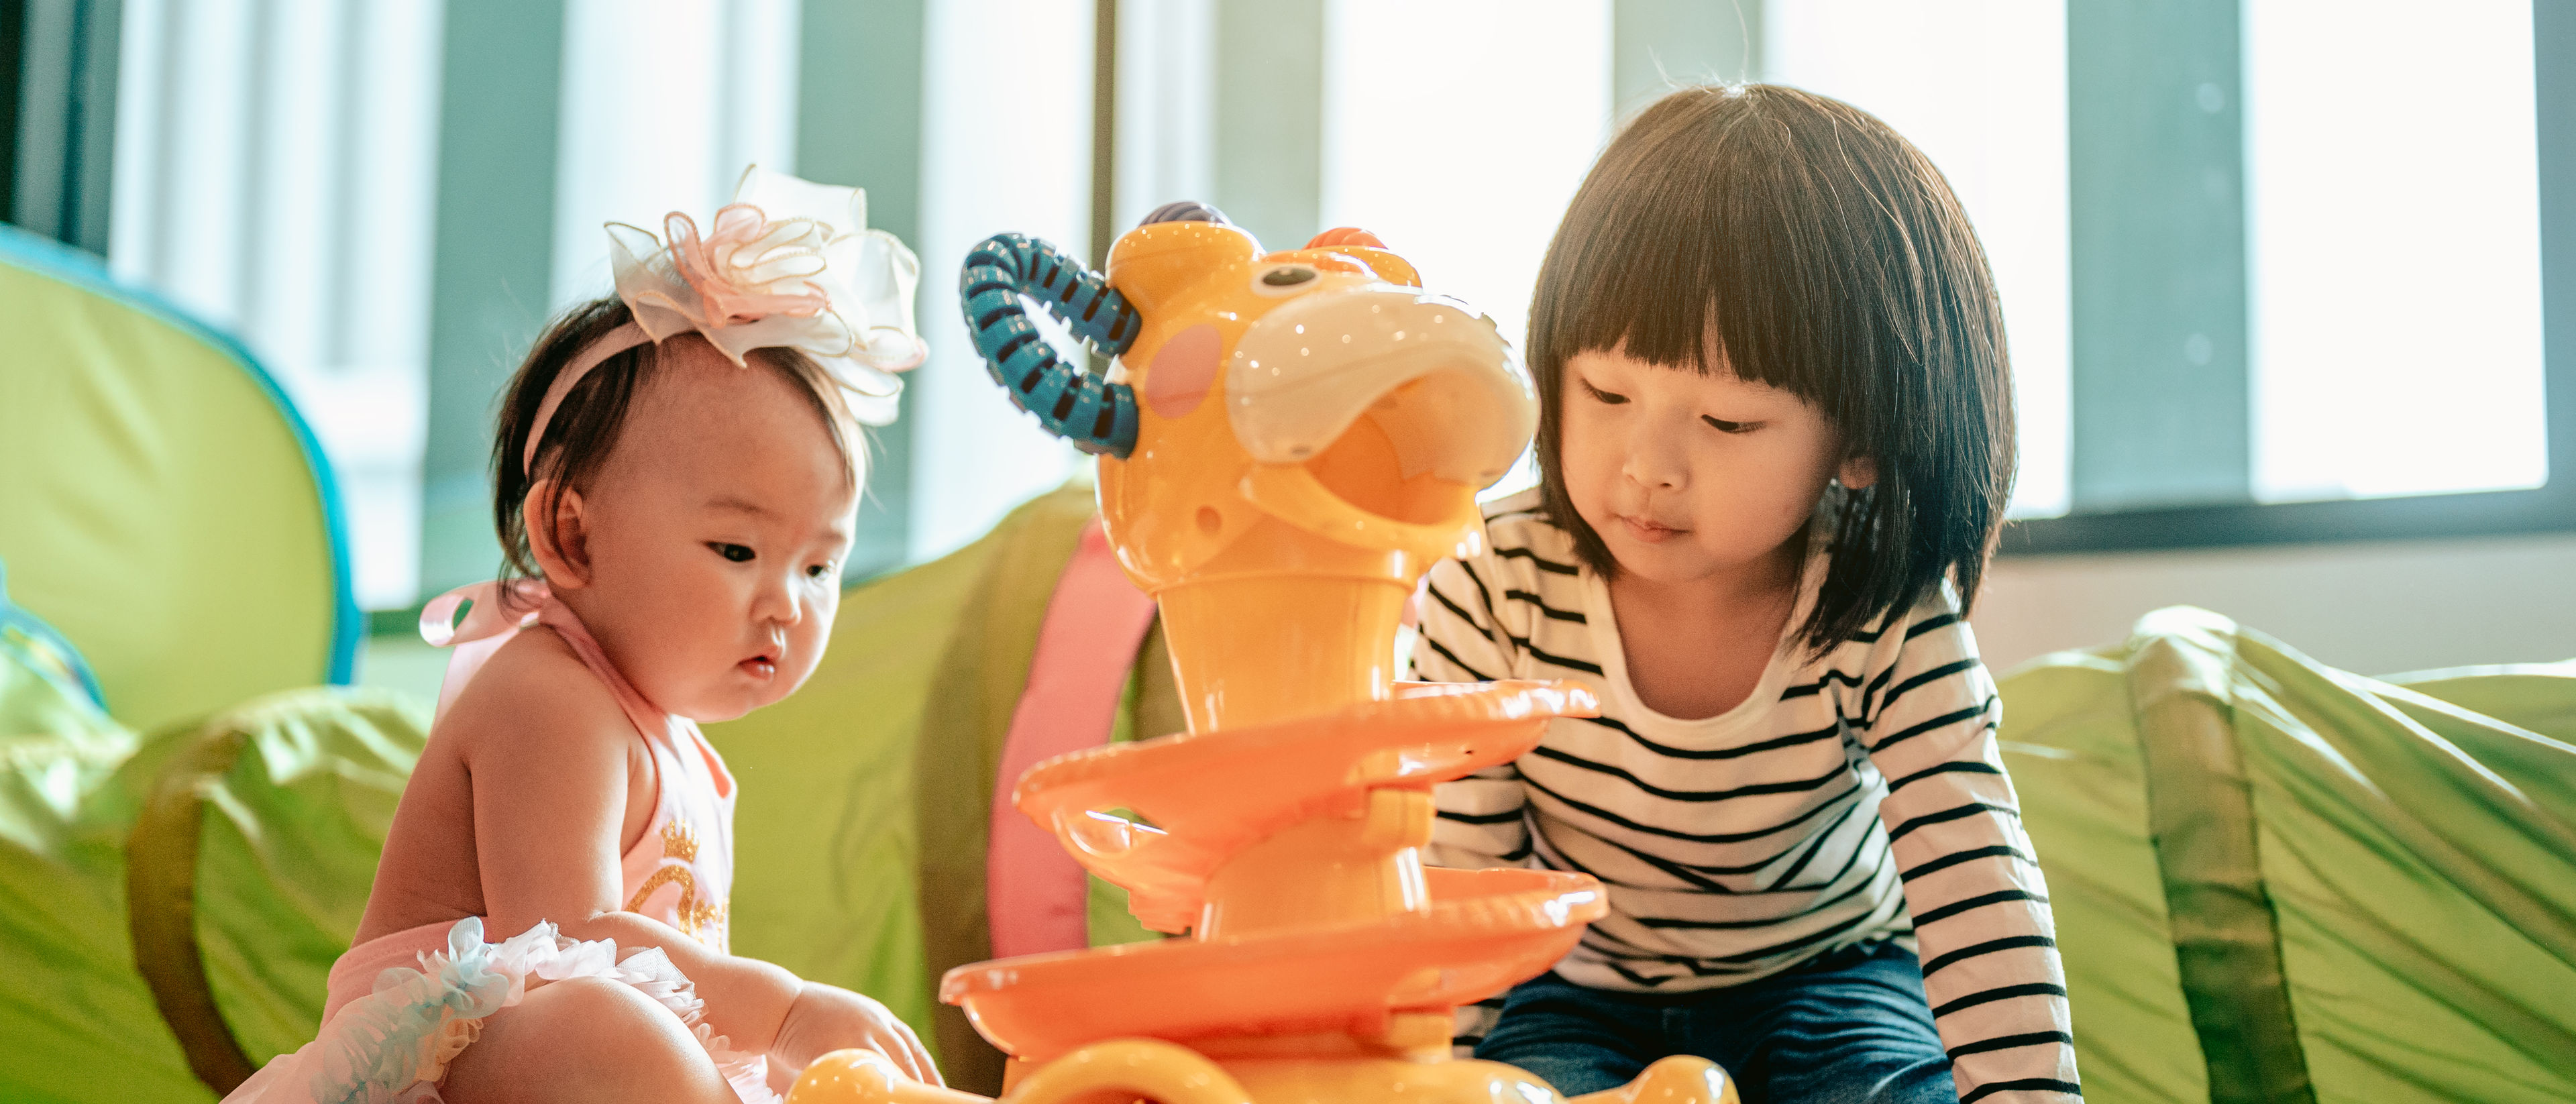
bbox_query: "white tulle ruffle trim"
[292,916,775,1104]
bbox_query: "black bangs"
[1527,84,2016,655]
[1537,89,1801,390]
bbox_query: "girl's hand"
[771,983,943,1086]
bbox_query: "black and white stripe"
[1415,492,2079,1103]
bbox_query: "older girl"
[1415,87,2077,1104]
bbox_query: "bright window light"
[1321,0,1615,504]
[551,0,802,310]
[2244,1,2546,503]
[1766,0,2073,520]
[109,0,446,609]
[910,0,1095,561]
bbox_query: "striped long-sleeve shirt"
[1411,492,2080,1104]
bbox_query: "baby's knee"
[542,977,713,1068]
[451,977,731,1101]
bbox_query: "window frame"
[2002,0,2574,557]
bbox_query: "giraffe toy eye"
[1250,264,1320,297]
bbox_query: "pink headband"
[519,165,926,478]
[522,321,651,474]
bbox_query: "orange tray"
[941,866,1605,1062]
[1016,680,1597,932]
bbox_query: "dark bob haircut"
[488,296,858,608]
[1527,82,2016,655]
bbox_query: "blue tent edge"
[0,559,110,709]
[0,224,362,687]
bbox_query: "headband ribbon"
[523,164,926,476]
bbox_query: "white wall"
[1972,533,2576,677]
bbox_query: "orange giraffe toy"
[792,207,1738,1104]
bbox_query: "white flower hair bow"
[603,164,924,426]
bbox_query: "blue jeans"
[1475,940,1956,1104]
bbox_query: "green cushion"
[0,641,425,1104]
[0,595,205,1103]
[0,226,354,734]
[1999,608,2576,1104]
[172,690,428,1066]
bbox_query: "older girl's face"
[535,339,859,722]
[1556,345,1873,586]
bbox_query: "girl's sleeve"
[1857,598,2082,1103]
[1409,557,1531,872]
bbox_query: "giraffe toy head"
[964,207,1536,732]
[1099,218,1531,589]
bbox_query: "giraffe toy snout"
[1227,286,1529,484]
[1224,285,1530,557]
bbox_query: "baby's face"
[563,339,860,722]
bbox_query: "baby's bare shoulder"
[434,630,634,777]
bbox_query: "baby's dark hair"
[1529,83,2015,654]
[490,296,859,606]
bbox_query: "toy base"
[787,1040,1739,1104]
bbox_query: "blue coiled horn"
[960,233,1142,457]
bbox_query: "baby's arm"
[1854,602,2078,1102]
[453,640,937,1083]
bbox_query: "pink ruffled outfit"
[225,589,770,1104]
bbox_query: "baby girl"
[226,168,938,1103]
